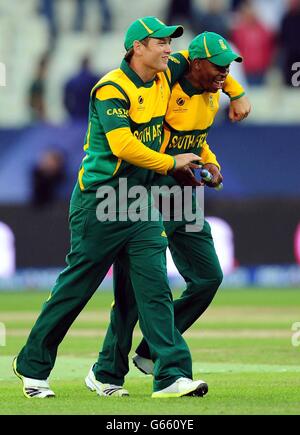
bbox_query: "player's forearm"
[223,74,245,100]
[106,127,175,175]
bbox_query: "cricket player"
[89,32,249,390]
[13,17,211,399]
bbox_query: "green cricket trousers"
[16,185,192,392]
[93,218,223,385]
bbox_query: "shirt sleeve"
[222,74,245,101]
[200,141,220,170]
[166,51,189,87]
[95,86,175,175]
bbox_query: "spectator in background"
[251,0,288,33]
[165,0,201,34]
[74,0,112,33]
[31,150,66,207]
[197,0,230,39]
[280,0,300,86]
[230,0,245,11]
[39,0,57,47]
[231,1,275,85]
[63,57,99,121]
[28,55,49,122]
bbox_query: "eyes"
[212,65,229,75]
[216,64,230,73]
[207,60,230,73]
[156,38,172,46]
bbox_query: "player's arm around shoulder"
[166,50,189,87]
[223,74,251,122]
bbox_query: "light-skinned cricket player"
[13,16,213,400]
[89,31,250,392]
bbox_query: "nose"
[165,45,171,54]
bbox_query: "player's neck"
[129,58,156,83]
[184,71,204,91]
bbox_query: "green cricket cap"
[124,16,184,51]
[189,31,243,67]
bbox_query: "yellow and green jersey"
[77,54,191,196]
[157,56,245,188]
[76,51,244,201]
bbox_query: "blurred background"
[0,0,300,290]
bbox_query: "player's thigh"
[126,219,168,270]
[70,207,129,263]
[125,219,171,300]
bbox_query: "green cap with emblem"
[188,31,242,66]
[124,16,184,51]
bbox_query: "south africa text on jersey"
[133,123,163,143]
[168,132,208,150]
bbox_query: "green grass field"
[1,288,300,415]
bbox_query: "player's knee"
[215,269,223,289]
[187,278,216,298]
[206,275,222,294]
[191,271,222,296]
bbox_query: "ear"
[133,40,143,55]
[192,59,201,71]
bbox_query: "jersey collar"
[121,59,156,88]
[179,76,204,97]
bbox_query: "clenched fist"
[229,95,251,122]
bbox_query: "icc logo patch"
[138,96,144,104]
[176,97,185,106]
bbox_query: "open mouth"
[213,79,225,89]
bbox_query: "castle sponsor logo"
[106,108,129,117]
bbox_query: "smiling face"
[134,37,172,73]
[188,58,230,92]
